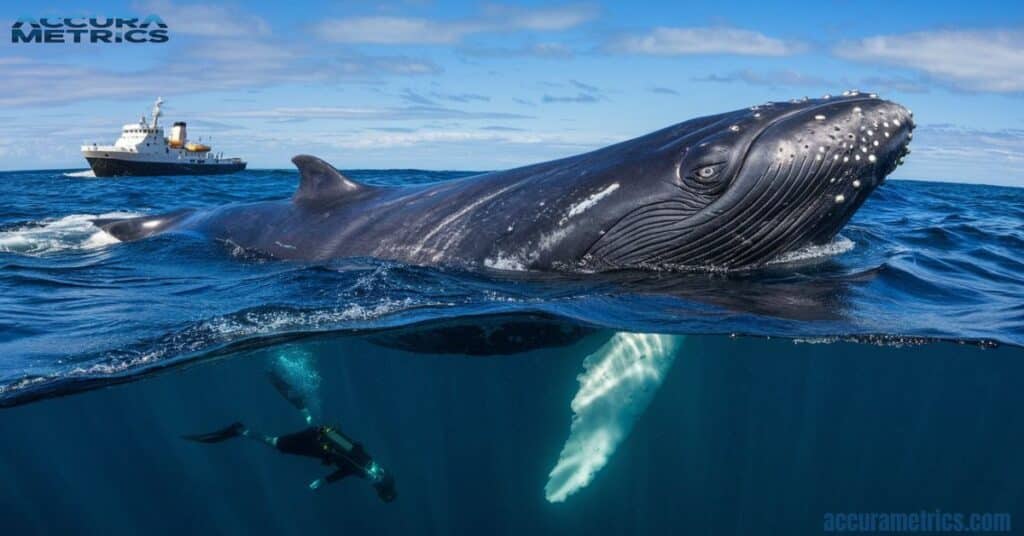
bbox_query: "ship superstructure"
[81,98,246,177]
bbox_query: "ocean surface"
[0,168,1022,534]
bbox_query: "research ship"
[81,97,246,177]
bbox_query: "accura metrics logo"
[11,16,169,44]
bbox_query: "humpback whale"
[97,92,913,272]
[94,92,915,502]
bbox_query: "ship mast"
[151,97,163,129]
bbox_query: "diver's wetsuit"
[275,425,386,490]
[183,423,396,502]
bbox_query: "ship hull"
[85,157,246,177]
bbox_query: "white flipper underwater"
[544,332,684,503]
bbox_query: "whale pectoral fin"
[291,154,368,206]
[545,332,684,503]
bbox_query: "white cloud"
[482,4,599,31]
[835,29,1024,93]
[313,4,597,45]
[326,129,541,149]
[0,57,32,66]
[250,127,617,160]
[901,124,1024,185]
[313,17,479,44]
[458,42,576,59]
[210,106,529,122]
[608,27,805,56]
[0,49,440,107]
[135,0,271,37]
[693,69,830,87]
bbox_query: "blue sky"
[1,1,1022,185]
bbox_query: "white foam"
[0,212,137,255]
[198,298,419,339]
[545,332,684,503]
[63,170,96,178]
[768,235,855,265]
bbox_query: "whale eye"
[689,162,725,185]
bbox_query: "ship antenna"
[151,97,163,129]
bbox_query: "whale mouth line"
[737,99,913,262]
[662,95,912,270]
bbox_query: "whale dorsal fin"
[292,154,364,206]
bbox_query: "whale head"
[586,91,914,270]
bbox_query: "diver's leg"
[271,427,324,458]
[182,422,283,447]
[544,332,684,503]
[241,428,278,448]
[182,422,247,443]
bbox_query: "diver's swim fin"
[182,422,246,443]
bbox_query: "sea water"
[0,169,1021,534]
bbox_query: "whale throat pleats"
[291,154,367,206]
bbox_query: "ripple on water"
[0,170,1021,405]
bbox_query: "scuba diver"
[182,355,396,503]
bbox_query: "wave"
[0,172,1021,408]
[0,212,134,255]
[63,170,96,178]
[768,235,855,265]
